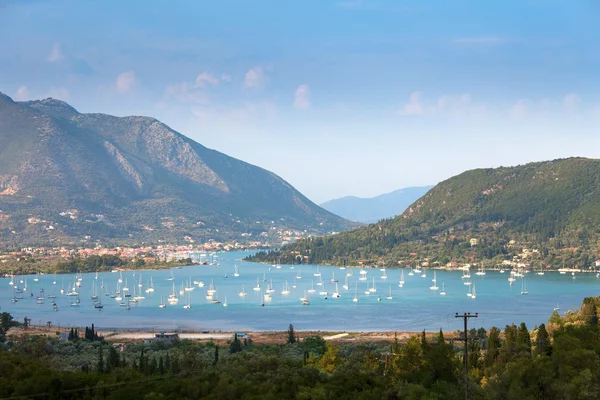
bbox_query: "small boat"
[554,303,560,311]
[100,277,104,289]
[386,285,392,300]
[440,281,446,296]
[238,285,247,297]
[471,284,477,299]
[353,282,359,303]
[296,268,302,280]
[118,271,123,283]
[332,282,340,298]
[314,266,321,277]
[281,281,290,295]
[184,278,195,292]
[521,278,529,295]
[399,269,405,287]
[381,267,388,280]
[168,283,179,304]
[146,277,155,293]
[429,271,439,291]
[233,265,240,277]
[299,290,309,302]
[330,272,338,283]
[223,296,228,307]
[94,302,104,309]
[183,294,191,309]
[369,278,377,293]
[408,267,414,276]
[342,275,349,290]
[266,279,276,294]
[308,281,316,294]
[166,270,174,281]
[179,282,185,295]
[159,295,167,308]
[475,263,486,276]
[95,271,99,280]
[253,277,261,292]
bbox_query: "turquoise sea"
[0,252,597,332]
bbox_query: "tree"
[287,324,297,344]
[535,324,551,356]
[158,356,164,374]
[517,322,532,354]
[230,334,243,354]
[213,345,219,366]
[97,346,105,373]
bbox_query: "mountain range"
[0,92,356,246]
[320,186,433,223]
[248,157,600,268]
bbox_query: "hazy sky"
[2,0,599,203]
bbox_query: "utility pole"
[455,312,478,400]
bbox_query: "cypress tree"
[517,322,532,354]
[230,334,243,353]
[213,345,219,365]
[536,323,551,356]
[159,356,164,374]
[139,348,145,372]
[165,352,171,371]
[287,324,296,344]
[97,346,104,373]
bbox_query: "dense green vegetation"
[250,158,600,269]
[2,298,600,399]
[0,255,194,275]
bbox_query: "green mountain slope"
[249,158,600,268]
[0,93,357,245]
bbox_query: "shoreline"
[9,325,456,345]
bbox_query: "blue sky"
[1,0,600,203]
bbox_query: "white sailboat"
[118,271,123,283]
[159,294,166,308]
[253,277,261,291]
[299,290,309,302]
[475,263,486,276]
[353,282,359,302]
[330,272,338,283]
[166,270,174,281]
[430,271,439,291]
[233,265,240,277]
[369,277,377,293]
[296,268,302,280]
[342,275,349,290]
[223,296,228,307]
[521,277,529,295]
[471,284,477,299]
[316,276,323,286]
[168,283,179,304]
[281,281,290,295]
[238,285,247,297]
[381,267,388,280]
[440,281,446,296]
[399,269,405,287]
[122,278,129,292]
[185,278,194,292]
[146,277,155,293]
[386,285,392,300]
[183,294,191,309]
[179,282,185,295]
[308,281,316,294]
[314,266,321,277]
[332,282,340,298]
[408,267,414,276]
[266,279,276,294]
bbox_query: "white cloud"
[293,84,311,109]
[14,86,30,101]
[195,72,219,87]
[400,92,425,115]
[45,88,70,101]
[563,93,580,113]
[116,71,136,94]
[453,37,506,45]
[399,91,486,117]
[510,99,528,118]
[220,74,232,82]
[244,66,267,88]
[164,82,210,104]
[46,43,62,62]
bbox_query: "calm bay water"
[0,252,597,332]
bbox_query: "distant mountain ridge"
[248,157,600,268]
[320,186,433,223]
[0,92,356,245]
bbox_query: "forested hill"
[248,158,600,268]
[0,92,356,245]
